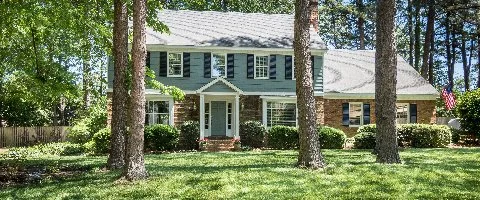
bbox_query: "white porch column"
[235,95,240,139]
[199,94,205,140]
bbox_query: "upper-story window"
[168,52,183,77]
[211,53,226,78]
[255,55,269,79]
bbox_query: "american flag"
[441,84,456,110]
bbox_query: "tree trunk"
[294,0,325,169]
[420,0,434,80]
[375,0,401,164]
[107,0,128,170]
[477,33,480,89]
[408,0,414,66]
[445,12,453,85]
[331,4,338,49]
[428,27,434,84]
[414,0,422,71]
[357,0,365,50]
[82,59,91,110]
[124,0,148,181]
[452,25,457,84]
[461,26,470,91]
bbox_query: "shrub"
[353,132,376,149]
[67,121,92,144]
[67,101,107,144]
[89,128,111,154]
[354,124,452,148]
[3,142,86,159]
[179,121,200,150]
[456,89,480,138]
[266,126,298,149]
[144,124,179,151]
[317,126,346,149]
[409,124,451,148]
[357,124,377,134]
[240,121,266,148]
[450,128,464,143]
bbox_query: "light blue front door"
[211,101,226,136]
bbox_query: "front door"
[211,101,226,136]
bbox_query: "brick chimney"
[309,0,319,33]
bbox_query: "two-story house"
[106,10,438,139]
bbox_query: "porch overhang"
[195,77,244,95]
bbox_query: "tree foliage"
[456,88,480,138]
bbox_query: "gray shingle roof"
[323,49,438,95]
[146,10,327,49]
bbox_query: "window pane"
[396,103,409,124]
[349,103,362,126]
[168,53,182,76]
[267,102,296,127]
[212,54,226,77]
[145,100,170,125]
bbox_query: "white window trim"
[254,54,270,80]
[211,53,227,78]
[167,52,183,77]
[145,97,175,126]
[291,56,295,80]
[396,103,410,124]
[349,102,363,128]
[262,98,298,129]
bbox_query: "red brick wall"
[323,98,436,137]
[174,94,199,126]
[240,95,262,122]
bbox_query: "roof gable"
[196,77,243,94]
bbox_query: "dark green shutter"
[363,104,371,124]
[146,51,150,68]
[183,53,190,77]
[159,52,167,77]
[204,53,211,78]
[285,55,293,79]
[227,54,234,78]
[342,103,349,126]
[269,55,276,79]
[247,54,254,79]
[409,104,417,123]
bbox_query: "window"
[145,101,169,125]
[211,53,226,78]
[227,103,232,129]
[266,102,297,127]
[396,103,409,124]
[167,52,183,77]
[349,103,363,127]
[255,55,269,79]
[205,103,210,129]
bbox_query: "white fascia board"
[323,93,439,100]
[243,92,324,96]
[146,45,327,56]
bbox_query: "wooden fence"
[0,126,70,148]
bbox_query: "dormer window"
[255,55,269,79]
[211,53,227,78]
[167,52,183,77]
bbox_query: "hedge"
[85,128,111,154]
[353,124,452,148]
[144,124,179,151]
[179,121,200,150]
[266,126,298,149]
[353,132,376,149]
[240,121,266,148]
[317,126,346,149]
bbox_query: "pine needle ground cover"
[1,149,479,199]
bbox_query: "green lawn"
[1,148,480,199]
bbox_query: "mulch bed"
[0,164,92,188]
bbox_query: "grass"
[1,148,480,199]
